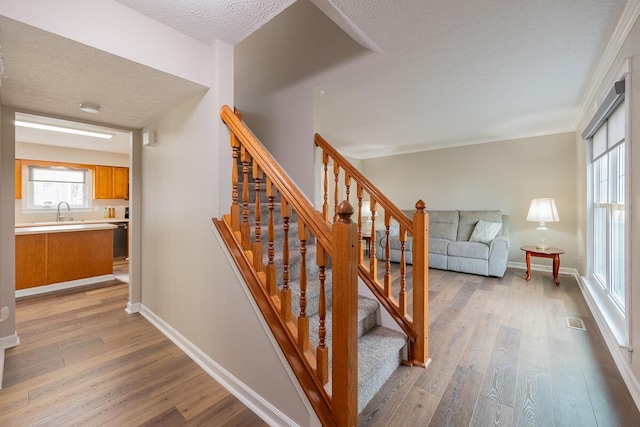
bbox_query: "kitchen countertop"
[15,218,128,228]
[15,222,118,235]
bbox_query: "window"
[25,166,92,210]
[590,101,626,311]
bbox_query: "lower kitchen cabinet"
[16,225,115,290]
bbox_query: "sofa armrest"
[488,235,510,277]
[489,235,510,253]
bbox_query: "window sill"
[580,275,626,346]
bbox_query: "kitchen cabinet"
[94,166,129,199]
[113,167,129,199]
[15,223,116,290]
[15,159,22,199]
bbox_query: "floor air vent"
[566,317,586,331]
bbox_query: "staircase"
[241,174,407,413]
[215,105,430,426]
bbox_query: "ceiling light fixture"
[79,103,101,114]
[14,121,114,139]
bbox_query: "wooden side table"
[362,235,372,255]
[520,246,565,286]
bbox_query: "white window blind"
[29,167,86,183]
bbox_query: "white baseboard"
[0,347,4,390]
[507,261,574,277]
[0,333,20,391]
[574,272,640,410]
[139,304,298,427]
[125,302,141,314]
[15,275,115,298]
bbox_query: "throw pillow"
[388,219,400,236]
[469,220,501,244]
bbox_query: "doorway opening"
[14,111,135,300]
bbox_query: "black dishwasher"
[113,222,128,259]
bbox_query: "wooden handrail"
[222,106,333,255]
[315,132,429,367]
[218,105,363,426]
[314,133,412,233]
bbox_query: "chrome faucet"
[57,201,70,222]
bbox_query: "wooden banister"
[222,106,333,253]
[315,132,429,367]
[218,106,428,425]
[332,201,358,427]
[219,105,364,426]
[314,133,412,233]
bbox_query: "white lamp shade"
[361,201,372,218]
[527,198,560,223]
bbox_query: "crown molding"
[574,0,640,131]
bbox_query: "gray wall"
[0,106,16,344]
[235,0,378,199]
[139,42,315,425]
[361,132,579,268]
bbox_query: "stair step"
[240,165,406,416]
[356,326,406,412]
[309,295,379,349]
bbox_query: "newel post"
[332,200,358,426]
[411,200,429,366]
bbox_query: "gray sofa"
[375,210,510,277]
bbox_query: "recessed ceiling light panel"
[79,103,101,114]
[15,120,114,139]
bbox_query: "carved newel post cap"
[415,200,426,212]
[337,200,354,223]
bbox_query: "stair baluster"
[253,160,264,272]
[316,246,329,385]
[266,178,277,296]
[298,223,309,352]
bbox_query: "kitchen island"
[16,223,117,295]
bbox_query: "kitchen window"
[24,165,92,210]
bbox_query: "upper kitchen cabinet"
[94,166,129,200]
[15,159,22,199]
[112,167,129,199]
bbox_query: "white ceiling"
[0,1,631,158]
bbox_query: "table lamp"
[527,198,559,250]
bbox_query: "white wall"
[235,0,380,198]
[575,14,640,397]
[140,42,315,426]
[361,132,579,268]
[15,142,129,167]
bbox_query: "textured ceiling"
[114,0,297,45]
[0,14,207,151]
[0,0,630,158]
[314,0,629,158]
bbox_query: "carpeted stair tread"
[241,162,406,416]
[355,326,407,412]
[308,295,379,348]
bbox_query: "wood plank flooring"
[3,264,639,426]
[0,280,266,427]
[360,267,640,426]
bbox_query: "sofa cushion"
[447,241,490,260]
[378,235,412,251]
[427,210,459,241]
[457,210,503,241]
[429,237,449,256]
[469,220,502,244]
